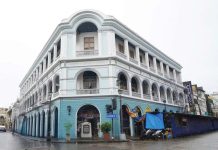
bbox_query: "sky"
[0,0,218,108]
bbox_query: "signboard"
[106,114,117,118]
[183,81,193,104]
[83,125,90,134]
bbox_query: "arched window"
[142,81,149,94]
[152,83,159,101]
[160,86,165,101]
[77,71,99,94]
[167,88,172,104]
[43,85,47,99]
[118,73,128,90]
[83,71,97,89]
[48,81,53,94]
[76,22,98,55]
[173,91,178,104]
[131,77,139,93]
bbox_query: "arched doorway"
[134,106,143,137]
[34,114,37,136]
[42,111,45,137]
[54,108,58,138]
[122,105,130,137]
[38,113,40,137]
[77,105,100,138]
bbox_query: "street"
[0,131,218,150]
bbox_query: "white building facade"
[13,10,185,140]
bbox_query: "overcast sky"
[0,0,217,108]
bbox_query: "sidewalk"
[13,132,128,144]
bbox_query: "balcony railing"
[164,74,169,78]
[76,50,98,56]
[77,89,99,94]
[116,51,127,59]
[153,96,159,101]
[129,57,138,64]
[52,91,60,98]
[132,92,141,98]
[158,71,163,76]
[143,94,151,100]
[140,63,148,69]
[119,89,129,95]
[150,67,156,72]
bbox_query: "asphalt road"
[0,131,218,150]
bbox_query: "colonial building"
[12,10,185,140]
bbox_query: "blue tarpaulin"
[145,113,165,129]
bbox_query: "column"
[145,52,149,68]
[124,39,129,60]
[130,117,134,137]
[164,90,168,104]
[98,30,102,56]
[140,83,143,98]
[128,80,132,96]
[153,57,157,73]
[72,31,76,58]
[160,62,164,75]
[173,69,177,82]
[54,44,57,61]
[171,92,174,104]
[158,89,161,102]
[150,86,153,101]
[135,46,140,64]
[35,115,38,137]
[48,51,51,66]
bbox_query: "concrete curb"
[12,132,128,144]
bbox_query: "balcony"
[119,89,129,96]
[129,57,138,64]
[132,92,141,98]
[140,63,148,69]
[116,51,127,59]
[76,50,98,56]
[77,89,99,94]
[143,94,151,100]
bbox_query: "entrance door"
[54,108,58,138]
[77,105,100,138]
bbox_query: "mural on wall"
[126,105,153,123]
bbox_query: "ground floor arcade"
[14,96,182,140]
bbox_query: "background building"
[210,92,218,117]
[12,10,185,140]
[0,107,10,129]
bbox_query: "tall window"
[57,39,61,57]
[50,49,54,64]
[84,37,94,50]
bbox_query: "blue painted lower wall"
[15,96,182,140]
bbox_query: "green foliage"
[100,122,111,133]
[64,122,72,135]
